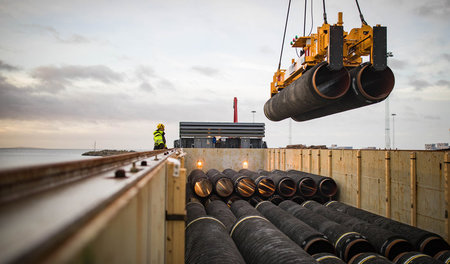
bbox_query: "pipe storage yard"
[0,148,449,263]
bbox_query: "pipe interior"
[299,178,318,197]
[236,178,256,197]
[216,178,234,197]
[313,64,350,99]
[359,66,395,100]
[194,179,213,197]
[386,240,414,261]
[345,239,375,262]
[320,179,338,197]
[279,178,297,197]
[257,178,276,197]
[304,238,335,255]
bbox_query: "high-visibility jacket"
[153,130,166,148]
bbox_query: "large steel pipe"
[292,64,395,121]
[188,169,213,198]
[284,170,318,197]
[289,170,337,197]
[348,253,392,264]
[206,169,234,198]
[393,252,441,264]
[185,202,245,264]
[222,169,256,198]
[239,169,276,197]
[255,200,335,255]
[313,253,346,264]
[258,170,297,198]
[264,62,350,121]
[205,199,237,233]
[326,201,450,256]
[279,200,375,262]
[434,250,450,263]
[229,200,319,264]
[303,200,412,260]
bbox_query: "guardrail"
[0,149,186,264]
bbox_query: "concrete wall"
[185,148,450,242]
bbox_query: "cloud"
[192,66,219,76]
[135,65,155,79]
[139,81,154,92]
[436,79,450,88]
[424,115,441,120]
[26,24,90,44]
[415,1,450,19]
[388,59,407,70]
[30,65,124,92]
[0,60,20,71]
[443,54,450,62]
[409,79,431,90]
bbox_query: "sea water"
[0,148,96,170]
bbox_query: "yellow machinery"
[270,12,387,97]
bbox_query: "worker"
[153,123,167,150]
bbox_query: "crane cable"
[277,0,292,71]
[355,0,368,25]
[322,0,328,24]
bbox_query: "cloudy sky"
[0,0,449,150]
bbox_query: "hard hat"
[157,123,165,130]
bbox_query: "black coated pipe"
[434,250,450,263]
[291,195,305,204]
[348,253,392,264]
[303,200,413,260]
[292,64,395,121]
[222,169,256,198]
[185,202,245,264]
[264,61,350,121]
[239,169,276,197]
[226,194,243,207]
[313,253,346,264]
[206,169,234,198]
[393,252,441,264]
[229,200,319,264]
[288,170,337,197]
[258,170,297,197]
[279,200,375,262]
[188,169,213,197]
[326,201,450,257]
[205,199,237,233]
[268,194,285,205]
[285,170,318,197]
[255,200,335,255]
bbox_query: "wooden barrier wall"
[184,148,449,242]
[266,148,449,242]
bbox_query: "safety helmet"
[157,123,165,130]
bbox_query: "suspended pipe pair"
[223,169,256,198]
[185,201,245,264]
[255,200,335,255]
[325,201,450,257]
[258,170,297,198]
[303,200,413,260]
[279,200,375,262]
[264,62,395,122]
[239,169,276,197]
[188,169,213,198]
[229,200,319,264]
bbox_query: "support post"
[317,151,321,175]
[357,150,362,208]
[445,152,450,242]
[385,151,391,218]
[283,149,287,170]
[300,151,303,171]
[308,149,312,173]
[328,150,332,177]
[410,152,417,227]
[166,163,186,263]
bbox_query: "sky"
[0,0,449,150]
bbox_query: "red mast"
[233,97,238,123]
